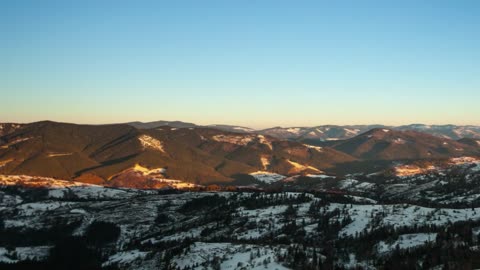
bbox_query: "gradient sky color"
[1,0,479,128]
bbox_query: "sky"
[1,0,479,128]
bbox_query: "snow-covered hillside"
[1,184,480,269]
[1,155,480,269]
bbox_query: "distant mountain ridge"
[123,121,480,140]
[125,121,256,133]
[258,125,383,141]
[126,120,197,129]
[321,128,479,160]
[258,124,480,141]
[395,124,480,140]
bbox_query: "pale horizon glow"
[1,1,479,128]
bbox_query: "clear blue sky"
[1,0,479,128]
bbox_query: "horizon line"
[2,119,480,129]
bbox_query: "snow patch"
[0,159,13,168]
[233,126,254,132]
[257,135,272,150]
[0,137,32,149]
[307,174,332,179]
[132,164,167,175]
[286,128,302,134]
[47,152,73,157]
[250,171,286,184]
[0,174,98,189]
[260,156,271,170]
[138,135,165,153]
[151,179,200,189]
[394,165,436,177]
[344,128,360,135]
[103,250,149,268]
[304,144,323,152]
[112,164,199,189]
[286,160,322,174]
[212,134,254,146]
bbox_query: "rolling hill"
[323,128,480,160]
[258,125,383,140]
[0,121,356,187]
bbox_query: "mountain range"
[1,121,479,188]
[127,121,480,140]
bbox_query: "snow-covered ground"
[0,246,51,263]
[376,233,437,254]
[306,174,333,179]
[333,203,480,238]
[103,250,150,268]
[48,186,138,200]
[337,178,376,192]
[2,175,480,270]
[172,242,289,270]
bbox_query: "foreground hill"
[2,173,480,269]
[0,121,355,186]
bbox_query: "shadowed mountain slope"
[0,121,357,186]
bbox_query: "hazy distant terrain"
[126,121,480,140]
